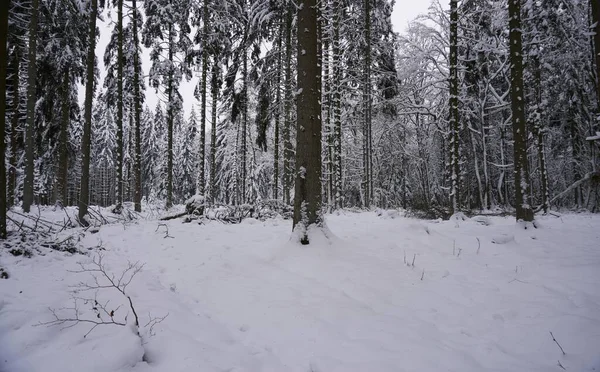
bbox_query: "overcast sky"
[84,1,439,117]
[391,0,435,35]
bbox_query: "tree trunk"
[241,48,248,203]
[132,0,142,212]
[114,0,124,213]
[449,0,460,214]
[78,0,98,224]
[332,0,342,209]
[210,56,218,203]
[0,0,9,238]
[55,67,70,207]
[273,11,283,200]
[283,2,293,205]
[293,0,322,244]
[23,0,39,213]
[198,0,208,196]
[8,48,19,206]
[362,0,372,207]
[508,0,534,222]
[592,0,600,115]
[166,24,174,209]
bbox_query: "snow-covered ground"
[1,210,599,371]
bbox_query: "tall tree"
[78,0,101,224]
[508,0,534,221]
[449,0,460,214]
[132,0,143,212]
[0,0,9,238]
[293,0,322,243]
[143,0,191,209]
[22,0,39,212]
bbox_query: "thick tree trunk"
[78,0,98,224]
[293,0,322,243]
[0,0,9,238]
[449,0,460,214]
[114,0,124,213]
[132,0,142,212]
[55,67,70,207]
[8,49,19,206]
[508,0,534,222]
[23,0,39,213]
[283,3,293,205]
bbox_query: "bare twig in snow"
[550,331,566,355]
[155,223,174,239]
[476,237,481,254]
[557,360,566,370]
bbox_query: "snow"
[1,211,600,371]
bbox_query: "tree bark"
[8,48,19,206]
[210,56,218,203]
[0,0,10,238]
[55,67,70,207]
[449,0,460,214]
[132,0,142,212]
[293,0,322,243]
[508,0,534,222]
[23,0,39,213]
[332,0,342,209]
[79,0,98,224]
[114,0,124,213]
[283,2,293,205]
[198,0,208,196]
[362,0,372,207]
[166,23,174,209]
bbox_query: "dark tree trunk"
[23,0,39,213]
[55,67,70,207]
[115,0,124,213]
[293,0,322,244]
[210,56,219,203]
[508,0,534,222]
[166,24,174,209]
[8,48,19,206]
[332,0,342,209]
[132,0,142,212]
[273,11,283,200]
[592,0,600,115]
[78,0,98,224]
[449,0,460,214]
[362,0,372,207]
[0,0,9,238]
[283,3,293,205]
[198,0,208,196]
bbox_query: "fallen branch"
[550,331,566,355]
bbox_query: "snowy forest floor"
[1,209,599,372]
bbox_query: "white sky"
[81,1,438,117]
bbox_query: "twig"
[420,269,424,281]
[476,237,481,254]
[508,278,528,284]
[557,360,566,370]
[550,331,566,355]
[155,223,174,239]
[411,254,416,268]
